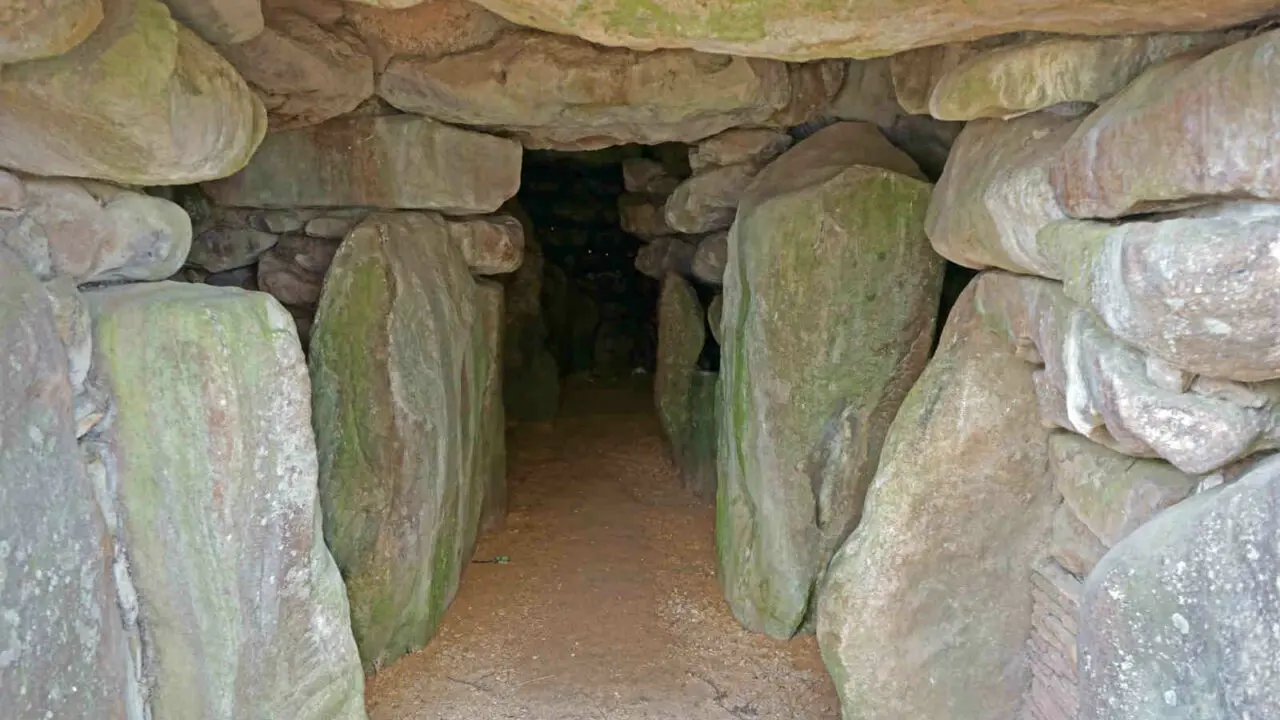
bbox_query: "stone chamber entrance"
[5,3,1280,720]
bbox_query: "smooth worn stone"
[1079,453,1280,720]
[1049,433,1196,548]
[1054,31,1280,218]
[889,34,1029,114]
[1050,504,1108,579]
[1038,203,1280,382]
[0,0,266,185]
[345,0,512,71]
[707,294,723,345]
[664,164,758,235]
[204,115,521,213]
[379,31,797,150]
[256,234,341,307]
[0,170,25,210]
[817,282,1055,720]
[311,212,491,671]
[446,214,525,275]
[0,177,192,284]
[161,0,262,43]
[635,236,696,281]
[926,112,1081,276]
[475,279,507,533]
[189,209,280,273]
[618,194,673,240]
[826,58,902,127]
[87,281,365,718]
[691,231,728,285]
[622,158,680,196]
[462,0,1279,61]
[689,129,793,173]
[303,210,366,239]
[219,8,374,130]
[0,248,140,720]
[656,273,716,500]
[500,206,560,422]
[928,32,1239,121]
[719,121,940,638]
[0,0,102,63]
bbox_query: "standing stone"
[475,280,508,532]
[664,164,758,235]
[1,0,102,63]
[656,273,715,499]
[203,115,521,213]
[0,248,140,720]
[1053,31,1280,218]
[446,215,525,275]
[0,0,266,185]
[87,282,365,718]
[500,207,560,422]
[1079,454,1280,720]
[816,282,1056,720]
[718,121,940,638]
[161,0,262,44]
[689,129,793,173]
[311,212,488,671]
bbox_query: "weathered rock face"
[0,177,192,284]
[618,194,673,240]
[1079,454,1280,720]
[622,158,680,195]
[717,122,940,638]
[311,212,490,671]
[926,32,1239,121]
[689,129,793,173]
[0,0,266,185]
[219,8,374,130]
[161,0,262,44]
[827,57,902,126]
[691,231,728,285]
[188,209,280,273]
[475,280,507,532]
[664,164,758,235]
[446,215,524,275]
[257,234,341,307]
[87,281,365,718]
[656,273,716,499]
[635,236,696,281]
[500,208,560,423]
[345,0,512,71]
[816,283,1055,720]
[463,0,1279,60]
[1053,31,1280,218]
[379,31,829,149]
[204,115,521,212]
[1,0,102,63]
[0,248,141,720]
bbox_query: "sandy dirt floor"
[364,376,840,720]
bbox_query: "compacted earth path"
[365,377,839,720]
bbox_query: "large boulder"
[656,273,716,499]
[1053,31,1280,218]
[1,0,102,63]
[691,231,728,285]
[345,0,512,71]
[86,282,365,718]
[0,248,141,720]
[816,281,1056,720]
[161,0,262,43]
[0,0,266,185]
[446,215,524,275]
[1079,454,1280,720]
[311,212,490,671]
[664,164,759,235]
[717,122,940,637]
[618,194,673,240]
[204,115,521,212]
[689,128,793,173]
[463,0,1278,60]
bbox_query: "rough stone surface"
[0,177,192,284]
[827,58,902,127]
[1053,31,1280,218]
[691,231,728,285]
[718,122,940,638]
[926,112,1081,276]
[447,215,525,275]
[462,0,1280,60]
[204,115,521,213]
[1,0,102,63]
[928,32,1238,121]
[664,164,758,235]
[619,194,673,240]
[380,31,809,149]
[304,210,365,239]
[475,280,507,533]
[1049,433,1196,548]
[257,234,341,307]
[0,0,266,185]
[891,38,1012,115]
[0,248,140,720]
[816,282,1055,720]
[161,0,262,43]
[87,281,365,718]
[635,236,696,281]
[311,212,489,672]
[189,209,279,273]
[500,206,560,423]
[622,158,680,195]
[1079,453,1280,720]
[689,129,793,173]
[656,273,716,500]
[1038,204,1280,382]
[707,294,723,345]
[345,0,512,71]
[1050,504,1108,579]
[219,8,374,130]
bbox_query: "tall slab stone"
[717,122,940,637]
[203,115,521,213]
[816,282,1056,720]
[475,280,508,533]
[311,212,488,671]
[87,282,365,718]
[656,273,716,500]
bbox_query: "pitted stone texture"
[311,212,491,672]
[1079,453,1280,720]
[220,8,373,130]
[619,194,673,240]
[0,177,191,285]
[87,281,365,719]
[0,247,139,720]
[346,0,512,71]
[161,0,262,43]
[446,215,525,275]
[1,0,102,63]
[689,129,793,173]
[656,273,716,500]
[691,231,728,285]
[1038,204,1280,382]
[926,112,1080,276]
[204,115,521,213]
[1054,31,1280,218]
[0,0,266,185]
[817,282,1054,720]
[718,122,939,638]
[664,164,758,235]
